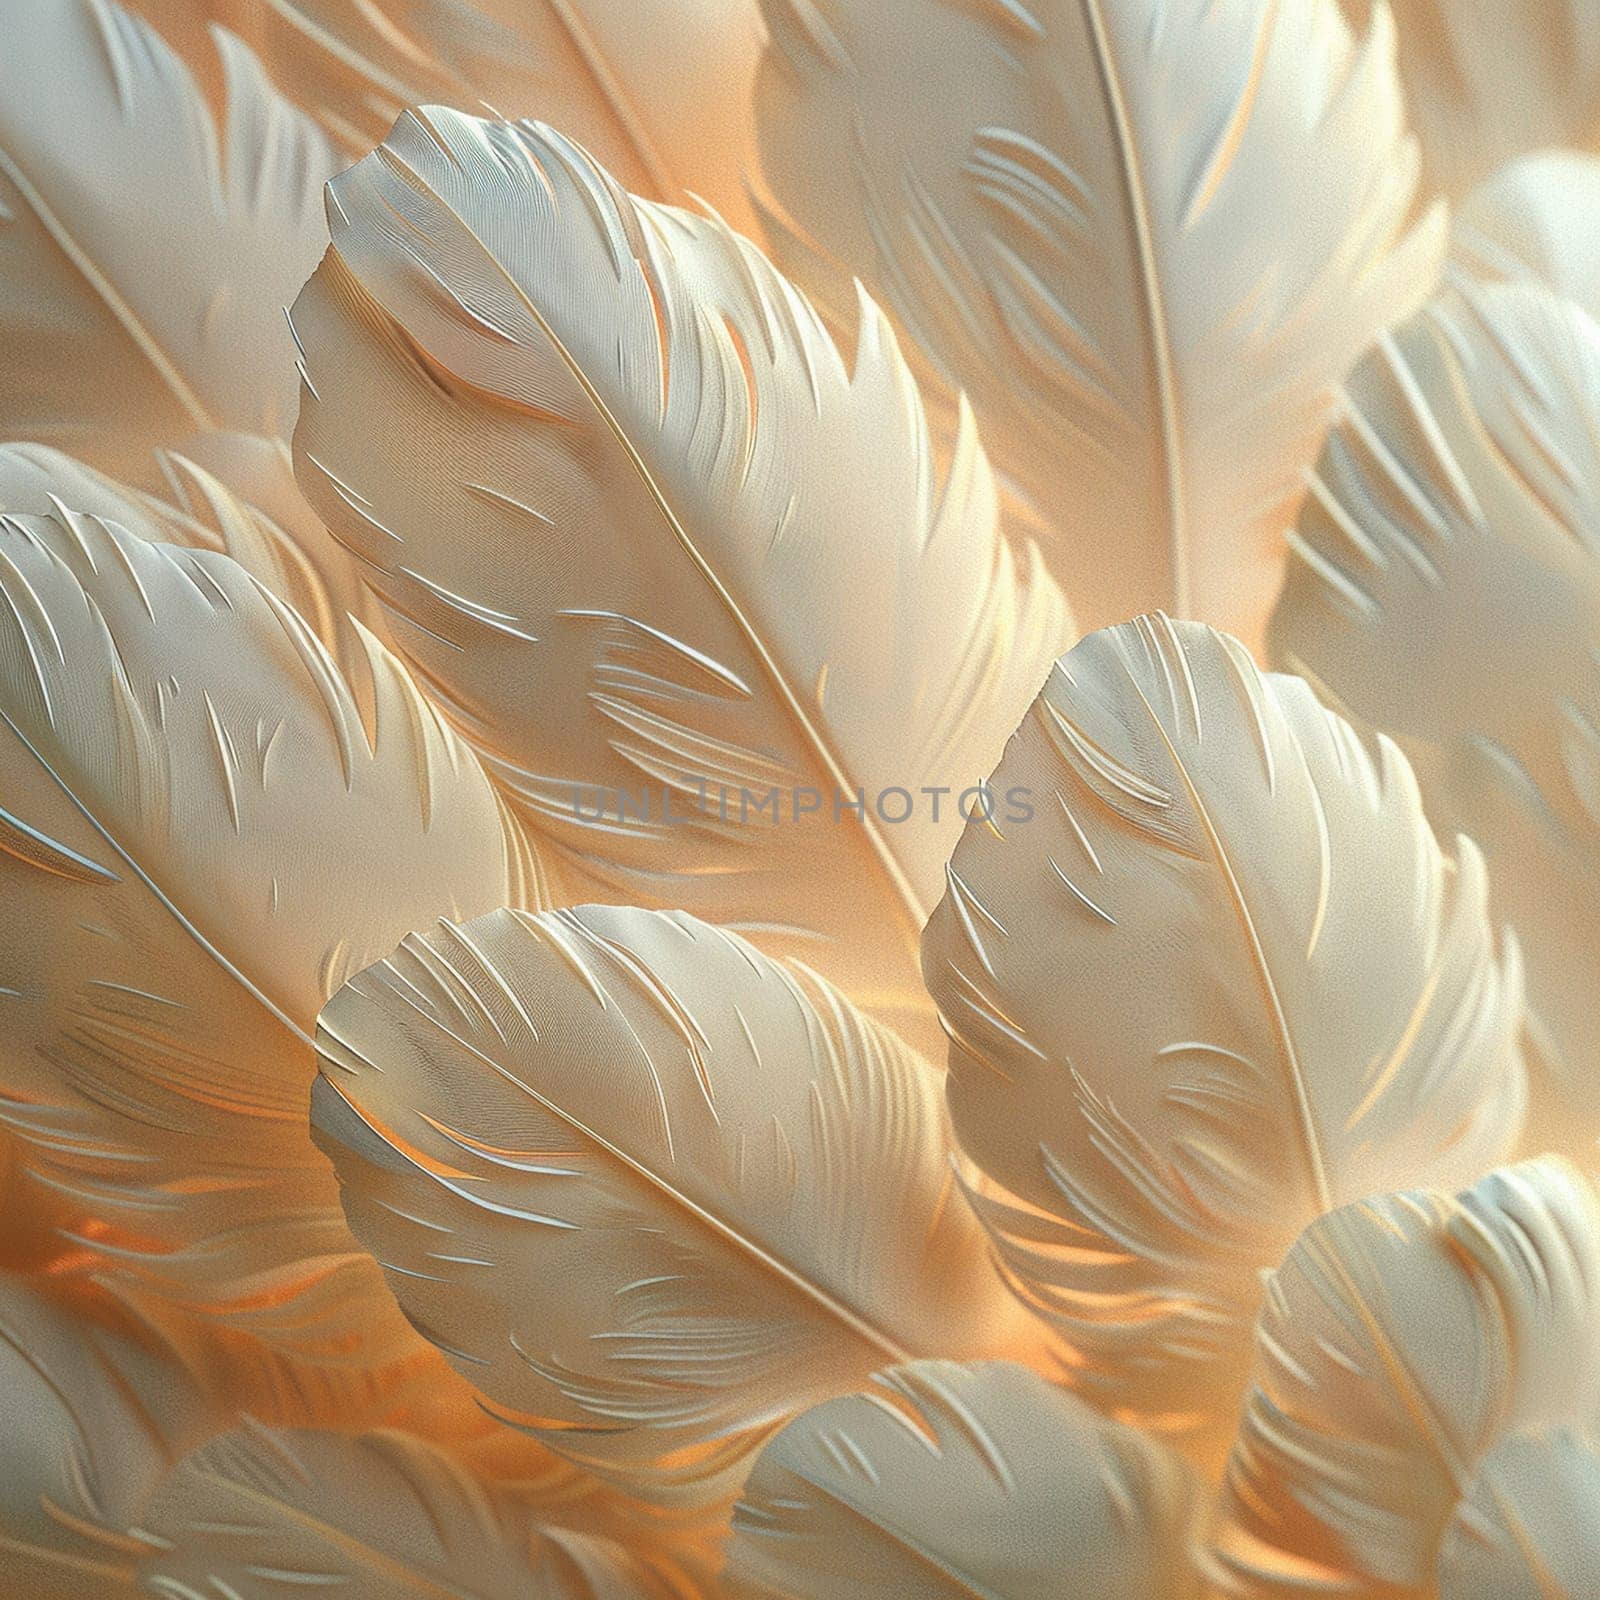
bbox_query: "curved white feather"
[725,1360,1204,1599]
[139,1424,689,1600]
[0,507,535,1356]
[755,0,1442,643]
[311,904,1044,1502]
[0,438,392,707]
[131,0,768,236]
[920,614,1526,1449]
[1210,1158,1600,1597]
[1455,152,1600,322]
[1435,1430,1600,1599]
[290,108,1070,1051]
[1384,0,1600,198]
[0,0,338,484]
[1269,281,1600,1145]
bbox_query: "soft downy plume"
[1270,281,1600,1151]
[312,904,1048,1502]
[0,0,339,483]
[755,0,1443,644]
[1211,1158,1600,1597]
[725,1360,1205,1598]
[290,107,1071,1053]
[0,505,537,1357]
[922,614,1525,1454]
[1454,150,1600,320]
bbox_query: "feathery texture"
[312,904,1042,1501]
[139,1423,692,1599]
[0,1276,219,1596]
[921,614,1526,1446]
[725,1360,1203,1598]
[0,507,534,1355]
[0,0,338,483]
[1455,151,1600,322]
[291,108,1070,1050]
[1435,1430,1600,1599]
[755,0,1442,642]
[1211,1158,1600,1597]
[1269,281,1600,1142]
[130,0,768,236]
[0,437,392,708]
[1383,0,1600,198]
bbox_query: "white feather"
[0,506,534,1356]
[311,904,1046,1502]
[921,614,1526,1451]
[726,1360,1204,1598]
[1269,281,1600,1148]
[289,108,1071,1053]
[0,0,338,482]
[755,0,1443,642]
[1211,1158,1600,1597]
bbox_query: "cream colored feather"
[139,1423,690,1600]
[0,438,391,706]
[1383,0,1600,199]
[1210,1158,1600,1598]
[311,903,1044,1501]
[755,0,1442,643]
[0,506,535,1356]
[0,0,338,485]
[1435,1431,1600,1599]
[920,614,1525,1449]
[1269,281,1600,1146]
[130,0,769,237]
[724,1359,1203,1599]
[290,108,1070,1051]
[1455,151,1600,322]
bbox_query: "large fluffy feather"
[1382,0,1600,199]
[754,0,1442,642]
[0,0,338,483]
[921,614,1526,1449]
[1268,281,1600,1146]
[0,507,534,1355]
[1210,1158,1600,1597]
[1454,151,1600,322]
[130,0,768,236]
[725,1360,1203,1598]
[290,108,1070,1050]
[312,904,1043,1501]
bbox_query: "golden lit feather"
[128,0,769,237]
[1211,1158,1600,1597]
[290,107,1070,1051]
[1382,0,1600,199]
[0,505,535,1356]
[0,0,338,484]
[139,1423,695,1599]
[755,0,1442,643]
[312,904,1045,1501]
